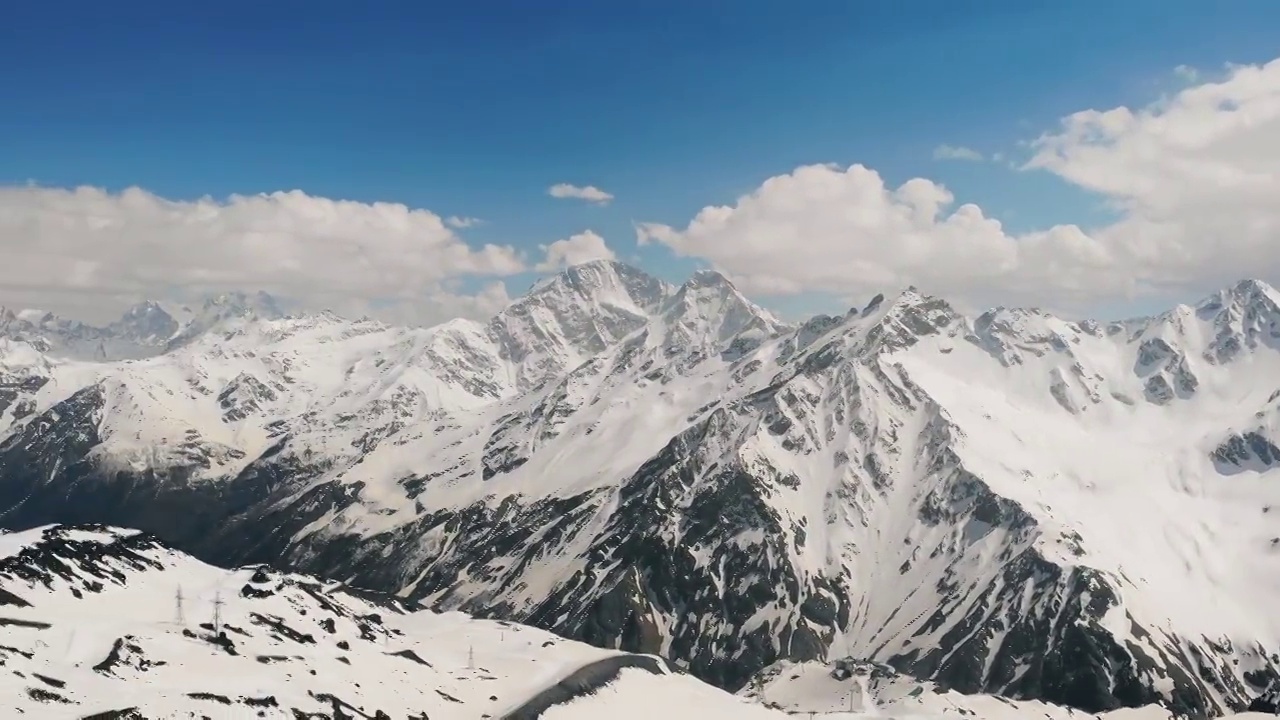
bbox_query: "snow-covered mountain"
[0,523,792,718]
[0,291,286,361]
[1,260,1278,718]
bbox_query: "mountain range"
[1,259,1278,718]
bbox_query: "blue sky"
[3,1,1280,321]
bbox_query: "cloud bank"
[0,186,525,325]
[639,57,1280,313]
[7,57,1279,325]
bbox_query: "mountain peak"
[660,267,786,353]
[846,286,959,353]
[852,286,931,317]
[685,268,735,290]
[1198,278,1280,311]
[1189,278,1280,364]
[1194,278,1280,325]
[882,285,947,315]
[111,300,180,345]
[693,269,779,314]
[1226,278,1280,308]
[672,269,747,305]
[520,260,671,314]
[565,257,628,273]
[117,299,174,325]
[487,261,673,387]
[1230,277,1277,295]
[528,258,625,289]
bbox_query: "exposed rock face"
[1214,431,1280,472]
[1250,680,1280,714]
[0,373,47,423]
[2,265,1279,717]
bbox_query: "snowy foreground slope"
[4,524,1267,720]
[2,261,1280,717]
[1,524,785,719]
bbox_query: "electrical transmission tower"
[175,586,186,625]
[212,591,224,635]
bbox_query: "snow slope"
[0,524,789,719]
[1,262,1278,717]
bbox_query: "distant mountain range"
[0,290,285,361]
[2,260,1278,718]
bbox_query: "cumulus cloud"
[548,183,614,205]
[1025,56,1280,294]
[445,215,484,229]
[639,57,1280,313]
[637,164,1058,306]
[0,186,524,325]
[933,144,985,162]
[535,230,617,271]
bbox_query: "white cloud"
[446,215,484,229]
[0,186,525,325]
[548,183,615,205]
[636,164,1061,307]
[339,281,515,328]
[535,230,617,271]
[1025,56,1280,294]
[933,144,985,162]
[1174,64,1200,83]
[639,57,1280,313]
